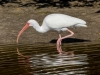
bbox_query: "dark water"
[0,43,100,75]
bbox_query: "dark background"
[0,0,100,8]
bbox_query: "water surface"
[0,43,100,75]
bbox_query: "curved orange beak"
[16,23,29,43]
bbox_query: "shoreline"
[0,6,100,44]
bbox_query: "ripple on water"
[0,43,100,75]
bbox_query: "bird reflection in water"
[17,48,29,58]
[17,46,88,75]
[17,52,34,75]
[17,44,74,58]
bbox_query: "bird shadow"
[50,38,90,43]
[95,10,100,13]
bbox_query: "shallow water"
[0,43,100,75]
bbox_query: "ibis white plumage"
[17,14,87,54]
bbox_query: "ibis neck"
[36,26,46,33]
[32,22,48,33]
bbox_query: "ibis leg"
[56,29,74,55]
[57,34,63,54]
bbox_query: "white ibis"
[17,14,87,54]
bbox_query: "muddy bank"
[0,6,100,44]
